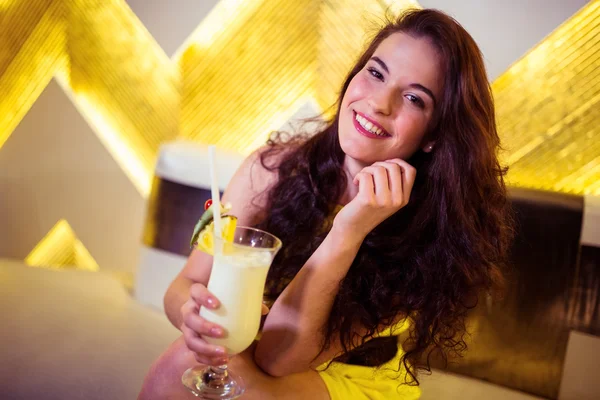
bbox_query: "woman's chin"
[340,133,384,163]
[341,148,378,168]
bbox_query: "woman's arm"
[254,222,365,377]
[254,159,416,377]
[163,148,276,330]
[163,250,212,329]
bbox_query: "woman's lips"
[352,111,390,139]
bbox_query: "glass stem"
[203,363,230,388]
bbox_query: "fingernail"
[213,346,226,355]
[206,297,218,308]
[210,327,223,336]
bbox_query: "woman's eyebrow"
[370,56,389,73]
[409,83,437,105]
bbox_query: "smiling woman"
[139,8,513,400]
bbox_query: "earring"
[427,145,434,152]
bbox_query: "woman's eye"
[406,94,425,108]
[367,68,383,80]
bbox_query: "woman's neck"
[338,155,366,206]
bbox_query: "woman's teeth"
[355,113,386,136]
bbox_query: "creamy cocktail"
[200,245,272,354]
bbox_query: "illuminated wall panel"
[25,219,99,271]
[494,0,600,194]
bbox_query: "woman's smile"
[352,111,391,139]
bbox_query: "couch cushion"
[0,259,180,400]
[419,369,544,400]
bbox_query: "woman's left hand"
[333,158,416,239]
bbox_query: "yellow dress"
[315,318,421,400]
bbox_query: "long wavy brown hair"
[257,8,513,384]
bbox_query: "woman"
[139,8,513,400]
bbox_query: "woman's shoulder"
[245,137,306,178]
[222,142,299,225]
[242,144,289,181]
[224,146,275,202]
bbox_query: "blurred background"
[0,1,599,399]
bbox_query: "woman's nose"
[367,89,393,116]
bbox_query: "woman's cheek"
[406,115,430,149]
[349,74,371,99]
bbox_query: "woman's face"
[339,32,444,168]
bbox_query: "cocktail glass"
[181,226,282,399]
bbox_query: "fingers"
[193,353,229,367]
[189,283,220,310]
[385,158,416,205]
[353,171,376,203]
[181,300,228,366]
[180,283,230,366]
[182,324,228,366]
[354,159,416,208]
[185,284,225,338]
[371,161,404,206]
[194,353,229,366]
[368,164,391,196]
[182,324,226,355]
[183,306,225,338]
[180,297,199,320]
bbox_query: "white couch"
[0,259,179,400]
[0,258,550,400]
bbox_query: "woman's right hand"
[333,159,416,239]
[180,282,228,366]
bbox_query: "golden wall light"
[494,0,600,194]
[25,219,99,271]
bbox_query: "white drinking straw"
[208,145,222,237]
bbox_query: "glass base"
[182,365,245,399]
